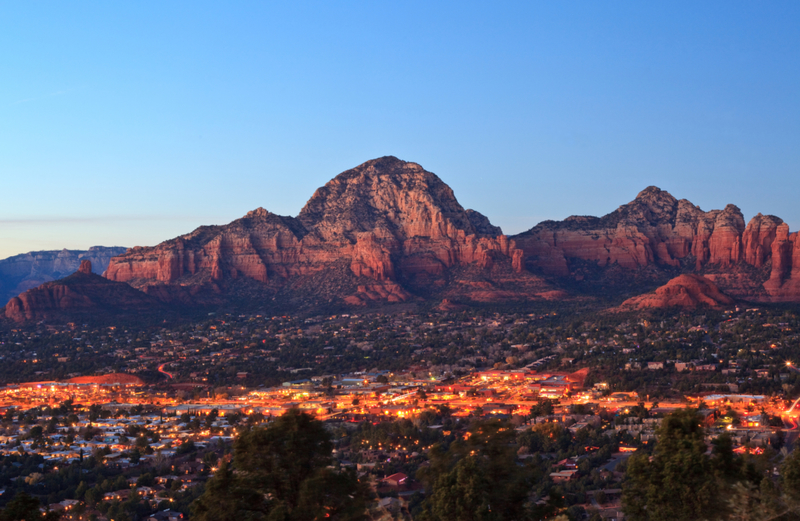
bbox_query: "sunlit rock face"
[616,274,735,311]
[512,186,800,302]
[105,157,553,307]
[93,162,800,308]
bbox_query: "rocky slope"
[106,157,551,308]
[512,187,800,302]
[616,274,735,311]
[3,260,162,323]
[0,246,126,303]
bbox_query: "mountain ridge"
[104,157,549,310]
[511,185,800,302]
[5,157,800,323]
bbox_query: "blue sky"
[1,2,798,258]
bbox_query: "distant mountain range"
[3,260,162,323]
[0,246,126,303]
[4,156,800,323]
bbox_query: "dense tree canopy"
[0,493,58,521]
[622,408,800,521]
[418,418,532,521]
[191,409,368,521]
[623,409,724,520]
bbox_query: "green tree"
[293,467,368,521]
[129,448,141,464]
[84,487,101,507]
[191,459,265,521]
[136,473,154,487]
[623,409,723,521]
[712,431,741,482]
[176,440,196,455]
[88,404,103,422]
[75,480,88,501]
[427,457,494,521]
[0,492,59,521]
[725,445,800,519]
[192,409,368,521]
[782,447,800,502]
[419,419,530,520]
[203,451,219,466]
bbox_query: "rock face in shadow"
[3,261,162,323]
[0,246,127,303]
[512,186,800,302]
[616,274,735,311]
[106,157,553,307]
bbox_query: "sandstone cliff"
[513,187,800,302]
[617,274,735,311]
[106,157,551,307]
[0,246,127,303]
[3,261,161,323]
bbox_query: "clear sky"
[1,2,798,259]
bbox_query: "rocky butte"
[105,157,555,309]
[0,246,126,303]
[616,274,735,311]
[3,260,162,323]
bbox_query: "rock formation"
[106,157,552,307]
[14,161,797,316]
[514,187,744,274]
[77,259,92,275]
[617,274,735,310]
[0,246,127,303]
[3,261,161,323]
[513,186,800,302]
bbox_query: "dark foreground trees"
[417,418,532,521]
[623,408,800,521]
[623,409,723,520]
[0,493,59,521]
[191,409,369,521]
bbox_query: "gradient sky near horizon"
[2,2,799,259]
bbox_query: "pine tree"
[623,408,722,521]
[418,418,531,520]
[0,492,59,521]
[191,409,368,521]
[191,459,265,521]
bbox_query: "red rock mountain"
[512,186,800,302]
[105,157,552,307]
[6,161,800,319]
[616,274,735,311]
[3,261,161,323]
